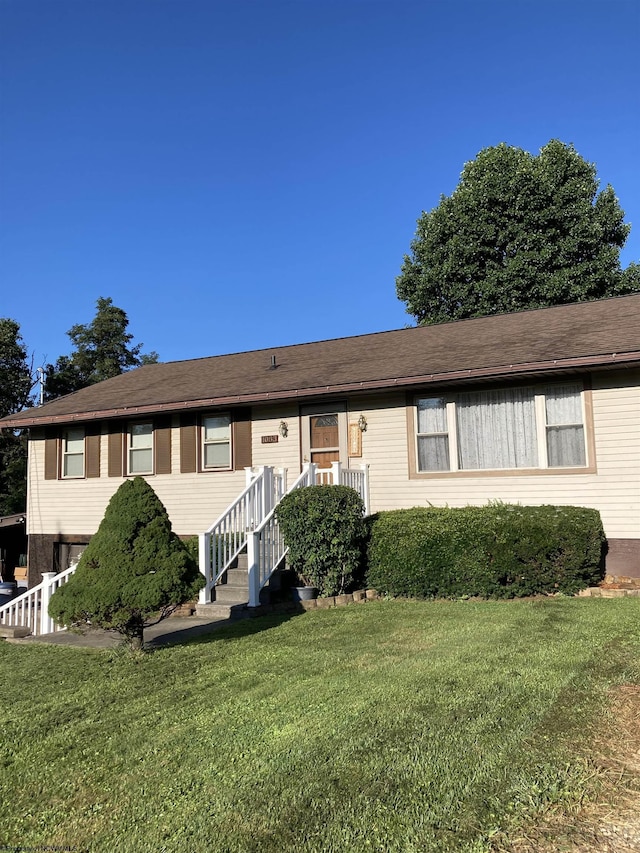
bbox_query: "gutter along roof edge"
[3,350,639,429]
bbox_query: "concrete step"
[195,602,248,620]
[0,624,32,639]
[213,585,249,605]
[224,567,248,586]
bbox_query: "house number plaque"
[261,435,279,444]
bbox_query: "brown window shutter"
[154,416,172,474]
[44,428,58,480]
[180,414,197,473]
[232,408,252,470]
[85,424,101,478]
[108,423,124,477]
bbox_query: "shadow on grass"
[144,604,309,651]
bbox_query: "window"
[62,428,84,478]
[202,414,231,469]
[416,398,450,471]
[128,423,153,474]
[545,385,586,467]
[414,383,588,473]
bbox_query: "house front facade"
[2,294,639,585]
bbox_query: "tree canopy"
[48,477,204,649]
[45,296,158,399]
[396,140,639,325]
[0,319,34,515]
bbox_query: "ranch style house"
[1,293,639,592]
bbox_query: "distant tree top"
[45,297,158,400]
[396,140,640,325]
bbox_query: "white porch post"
[198,532,212,604]
[275,467,287,501]
[262,466,274,519]
[39,572,57,635]
[247,531,261,608]
[360,463,371,515]
[303,461,317,486]
[244,466,255,487]
[330,460,342,486]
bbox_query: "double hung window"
[415,383,587,473]
[128,423,154,474]
[62,428,85,478]
[202,414,231,469]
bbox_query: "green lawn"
[1,597,639,853]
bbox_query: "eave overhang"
[2,350,638,430]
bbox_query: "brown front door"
[309,413,340,469]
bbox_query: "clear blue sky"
[1,0,639,367]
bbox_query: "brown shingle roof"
[2,294,640,428]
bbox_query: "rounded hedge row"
[366,504,605,599]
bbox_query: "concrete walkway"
[8,615,234,650]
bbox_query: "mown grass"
[1,597,639,853]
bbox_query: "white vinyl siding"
[128,423,153,474]
[62,428,84,478]
[416,384,586,472]
[23,371,640,547]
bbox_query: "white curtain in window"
[417,398,449,470]
[545,385,585,466]
[456,388,537,469]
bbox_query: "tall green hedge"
[366,504,605,599]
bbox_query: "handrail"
[198,466,286,604]
[0,562,78,636]
[246,462,370,606]
[246,464,317,606]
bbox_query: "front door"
[309,413,340,470]
[301,403,348,478]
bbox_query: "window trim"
[407,380,596,478]
[127,421,155,476]
[199,412,233,472]
[61,427,85,479]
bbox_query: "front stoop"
[195,553,261,620]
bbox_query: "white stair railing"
[247,463,317,607]
[198,466,287,604]
[246,462,370,606]
[0,562,78,636]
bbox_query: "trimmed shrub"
[366,504,605,599]
[49,477,204,649]
[275,485,366,596]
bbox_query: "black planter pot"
[291,586,318,602]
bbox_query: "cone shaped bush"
[49,477,204,648]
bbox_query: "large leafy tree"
[0,319,34,514]
[396,140,639,325]
[49,477,204,650]
[45,296,158,399]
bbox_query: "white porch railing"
[246,461,370,607]
[0,563,77,636]
[198,466,287,604]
